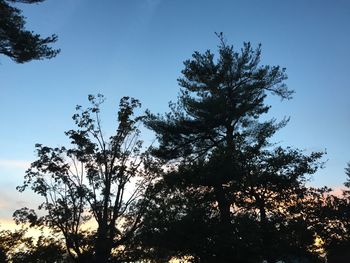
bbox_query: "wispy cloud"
[142,0,162,22]
[0,219,46,238]
[330,186,346,197]
[0,190,38,224]
[0,159,31,169]
[0,218,17,229]
[0,199,9,209]
[146,0,161,8]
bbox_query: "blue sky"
[0,0,350,223]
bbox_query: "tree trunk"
[257,197,274,263]
[213,183,231,224]
[212,183,234,262]
[94,226,112,263]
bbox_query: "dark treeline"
[1,35,350,263]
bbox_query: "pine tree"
[143,34,324,262]
[0,0,59,63]
[145,33,292,224]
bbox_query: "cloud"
[0,190,40,226]
[330,186,346,197]
[0,218,49,239]
[0,199,9,209]
[143,0,162,20]
[0,218,17,229]
[146,0,161,8]
[0,159,31,169]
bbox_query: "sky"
[0,0,350,225]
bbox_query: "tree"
[345,162,350,191]
[145,33,292,223]
[0,227,66,263]
[0,0,59,63]
[15,94,157,263]
[142,34,324,262]
[319,163,350,263]
[0,227,30,262]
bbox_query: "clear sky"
[0,0,350,224]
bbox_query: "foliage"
[15,95,157,262]
[141,34,325,263]
[0,0,59,63]
[316,163,350,262]
[5,34,350,262]
[0,227,66,263]
[345,162,350,190]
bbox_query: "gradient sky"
[0,0,350,224]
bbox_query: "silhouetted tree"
[12,235,67,263]
[145,33,292,224]
[0,227,30,262]
[233,148,324,262]
[345,162,350,191]
[0,227,67,262]
[319,163,350,262]
[15,95,157,263]
[0,0,59,63]
[142,34,324,262]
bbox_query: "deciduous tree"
[15,95,156,263]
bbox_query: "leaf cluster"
[0,0,59,63]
